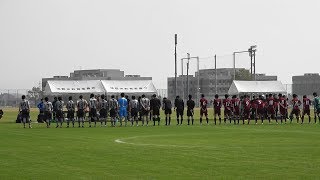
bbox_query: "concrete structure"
[292,73,320,96]
[167,68,277,102]
[42,69,152,91]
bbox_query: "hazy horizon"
[1,0,319,90]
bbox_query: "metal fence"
[0,89,30,108]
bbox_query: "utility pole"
[233,52,236,80]
[214,54,217,95]
[253,49,256,81]
[196,56,200,107]
[187,53,190,101]
[174,34,177,99]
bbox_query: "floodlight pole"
[214,54,217,95]
[174,34,178,99]
[233,50,253,81]
[181,55,200,103]
[187,53,190,99]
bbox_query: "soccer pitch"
[1,108,320,179]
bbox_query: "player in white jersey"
[19,95,31,128]
[55,96,64,128]
[99,94,108,127]
[43,97,53,128]
[109,95,118,127]
[129,96,139,126]
[66,96,75,128]
[140,94,150,126]
[89,94,98,127]
[77,95,88,128]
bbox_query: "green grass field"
[0,108,320,179]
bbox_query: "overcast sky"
[1,0,319,89]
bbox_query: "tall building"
[292,73,320,96]
[42,69,152,91]
[167,68,277,102]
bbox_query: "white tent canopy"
[44,80,105,95]
[228,81,287,95]
[44,80,157,95]
[101,80,157,94]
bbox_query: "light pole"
[181,54,200,104]
[174,34,178,99]
[214,54,217,95]
[233,45,257,81]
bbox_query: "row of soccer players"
[18,92,320,128]
[204,93,320,125]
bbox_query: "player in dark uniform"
[231,95,240,124]
[278,94,287,124]
[140,94,150,126]
[242,95,251,124]
[52,97,58,123]
[174,96,184,125]
[266,94,277,124]
[256,95,265,124]
[19,95,31,128]
[290,94,301,123]
[109,95,118,127]
[77,95,88,128]
[313,92,320,123]
[302,95,311,124]
[88,94,98,127]
[125,95,131,125]
[187,95,195,125]
[223,94,232,124]
[66,96,75,128]
[55,96,64,128]
[44,97,53,128]
[213,94,222,125]
[162,97,172,125]
[251,95,258,121]
[99,94,108,127]
[150,94,161,126]
[200,94,209,125]
[129,96,139,126]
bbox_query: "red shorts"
[200,109,208,116]
[267,107,275,115]
[279,108,287,116]
[233,108,240,116]
[303,109,310,116]
[243,109,251,119]
[214,108,221,116]
[224,108,232,116]
[291,109,300,116]
[257,108,265,115]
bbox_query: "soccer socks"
[224,118,226,124]
[214,118,216,125]
[200,117,202,125]
[206,118,208,124]
[165,117,168,125]
[188,119,190,125]
[219,118,221,124]
[192,118,194,125]
[169,117,171,125]
[180,118,183,125]
[157,117,160,125]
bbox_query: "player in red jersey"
[242,95,251,124]
[256,95,265,124]
[223,94,232,124]
[302,95,311,124]
[231,95,240,124]
[278,94,287,124]
[266,93,277,124]
[273,94,279,119]
[212,94,222,125]
[199,94,209,125]
[250,95,258,121]
[290,94,302,123]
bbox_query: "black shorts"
[44,111,52,120]
[176,109,184,117]
[187,109,194,117]
[89,108,97,118]
[77,109,85,118]
[110,109,117,118]
[165,109,172,115]
[67,110,75,119]
[56,110,64,119]
[21,110,30,119]
[131,108,138,118]
[152,108,160,116]
[99,109,108,119]
[141,109,150,116]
